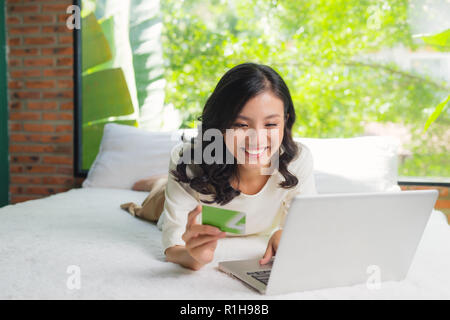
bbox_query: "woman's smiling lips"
[241,146,269,158]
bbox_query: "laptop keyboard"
[247,270,271,285]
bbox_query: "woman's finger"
[186,205,202,228]
[183,224,222,242]
[259,241,273,265]
[186,233,226,249]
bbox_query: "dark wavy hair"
[172,62,299,205]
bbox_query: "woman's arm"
[165,205,226,271]
[165,246,204,271]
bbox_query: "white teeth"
[245,147,267,155]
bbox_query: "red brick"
[57,79,73,89]
[8,81,23,89]
[55,124,73,132]
[10,134,72,144]
[8,59,21,67]
[24,36,56,45]
[26,80,55,89]
[42,90,73,99]
[10,176,42,185]
[43,155,73,165]
[11,155,40,163]
[11,196,41,204]
[9,122,22,131]
[10,165,24,173]
[8,38,21,46]
[10,48,39,56]
[9,111,41,120]
[11,91,41,99]
[9,144,55,153]
[27,101,57,110]
[9,26,40,34]
[9,101,22,110]
[8,5,39,14]
[10,134,36,143]
[42,112,73,121]
[23,15,55,24]
[7,16,21,24]
[41,47,73,56]
[42,25,70,33]
[57,14,71,23]
[24,58,54,67]
[56,167,73,175]
[42,176,74,185]
[58,35,73,44]
[42,4,70,12]
[39,134,72,143]
[43,68,73,77]
[11,195,40,204]
[10,69,41,78]
[53,145,72,154]
[24,165,56,174]
[25,187,59,195]
[60,101,73,110]
[10,186,24,194]
[56,57,73,66]
[23,123,55,132]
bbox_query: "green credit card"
[202,205,246,234]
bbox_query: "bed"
[1,124,449,299]
[0,187,449,299]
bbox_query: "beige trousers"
[120,176,168,223]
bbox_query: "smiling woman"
[0,6,9,207]
[120,62,318,271]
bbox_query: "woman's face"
[224,91,285,170]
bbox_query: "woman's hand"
[259,229,282,265]
[182,205,226,268]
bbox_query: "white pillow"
[83,123,401,193]
[295,136,401,194]
[82,123,191,189]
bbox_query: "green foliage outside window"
[160,0,449,178]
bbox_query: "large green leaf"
[420,28,450,51]
[81,13,112,71]
[82,68,135,123]
[423,93,450,133]
[129,0,166,129]
[84,16,115,74]
[82,68,137,169]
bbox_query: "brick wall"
[3,1,450,224]
[5,0,81,203]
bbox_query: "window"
[75,0,450,186]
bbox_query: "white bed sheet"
[0,188,449,300]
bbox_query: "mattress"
[0,188,449,299]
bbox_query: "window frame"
[0,2,10,207]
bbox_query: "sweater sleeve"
[159,143,199,253]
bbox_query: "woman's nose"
[245,127,271,147]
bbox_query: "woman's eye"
[265,123,278,127]
[233,123,248,128]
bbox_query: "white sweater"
[157,141,317,252]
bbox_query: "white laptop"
[218,189,439,295]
